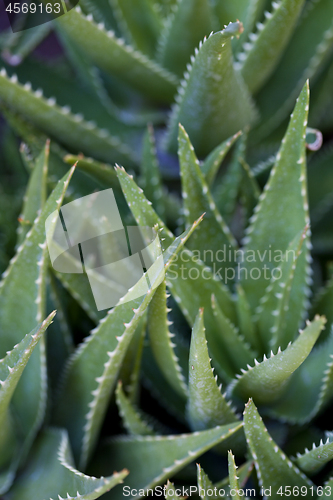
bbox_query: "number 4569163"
[5,3,61,14]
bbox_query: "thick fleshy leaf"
[295,433,333,475]
[110,0,162,57]
[229,316,326,405]
[267,329,333,423]
[201,131,242,187]
[91,422,243,500]
[17,141,48,246]
[0,312,55,470]
[253,0,333,139]
[197,464,215,500]
[148,279,187,398]
[57,6,178,102]
[7,428,128,500]
[140,125,165,219]
[257,227,308,352]
[187,309,238,431]
[157,0,213,77]
[212,295,257,372]
[179,124,237,275]
[212,133,246,223]
[0,166,74,459]
[244,400,314,497]
[116,165,237,380]
[166,23,255,156]
[239,0,306,94]
[116,382,155,436]
[228,451,241,500]
[54,217,202,470]
[0,69,138,166]
[235,284,261,353]
[241,83,311,319]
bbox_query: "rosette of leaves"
[1,68,333,499]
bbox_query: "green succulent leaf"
[166,23,255,156]
[57,6,178,102]
[17,141,49,246]
[197,464,215,500]
[212,295,257,372]
[7,428,128,500]
[164,480,183,499]
[116,162,237,380]
[228,451,241,500]
[157,0,214,77]
[178,124,237,274]
[110,0,162,57]
[187,309,239,431]
[235,284,261,353]
[243,400,314,498]
[267,329,333,423]
[140,125,165,219]
[254,0,333,139]
[0,69,137,166]
[116,381,155,436]
[239,0,306,94]
[201,131,242,187]
[0,166,74,460]
[229,315,326,405]
[91,422,243,500]
[295,434,333,475]
[212,133,246,223]
[0,312,55,472]
[241,83,310,321]
[54,215,202,470]
[257,227,308,352]
[148,278,188,398]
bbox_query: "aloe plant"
[0,0,333,499]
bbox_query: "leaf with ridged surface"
[7,428,128,500]
[148,279,187,398]
[241,83,311,318]
[179,124,237,274]
[166,23,255,156]
[228,451,241,500]
[57,6,178,103]
[0,166,74,461]
[212,296,257,372]
[267,330,333,423]
[157,0,213,77]
[257,227,308,352]
[54,218,202,470]
[0,69,138,166]
[187,309,239,431]
[111,0,162,57]
[253,0,333,140]
[90,423,243,500]
[201,131,242,186]
[295,433,333,475]
[229,316,326,405]
[0,312,55,474]
[140,125,165,219]
[243,400,314,498]
[17,141,48,246]
[116,165,236,380]
[239,0,306,94]
[116,381,155,436]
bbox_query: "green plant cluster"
[0,0,333,499]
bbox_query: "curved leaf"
[116,382,155,436]
[166,23,255,156]
[187,309,239,431]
